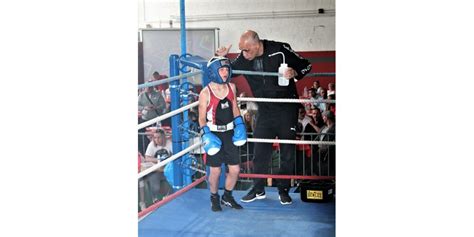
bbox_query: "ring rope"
[176,125,334,145]
[183,164,335,180]
[138,142,202,179]
[307,72,336,77]
[237,97,335,104]
[239,173,335,180]
[137,71,202,89]
[248,138,335,145]
[182,162,334,180]
[233,70,335,77]
[138,175,207,219]
[138,101,199,130]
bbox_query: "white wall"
[138,0,335,52]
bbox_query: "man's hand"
[216,44,232,56]
[283,67,297,79]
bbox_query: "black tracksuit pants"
[252,103,298,192]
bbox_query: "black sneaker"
[241,188,266,203]
[279,191,292,205]
[211,194,222,212]
[221,194,243,209]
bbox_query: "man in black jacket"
[217,30,312,205]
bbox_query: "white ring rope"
[138,142,203,180]
[138,101,199,130]
[248,138,335,145]
[138,71,202,89]
[237,97,335,104]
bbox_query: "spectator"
[326,94,336,115]
[152,71,169,95]
[243,111,256,133]
[188,111,200,133]
[143,129,173,203]
[297,107,312,137]
[138,79,166,122]
[153,71,172,126]
[238,91,258,115]
[298,106,320,141]
[216,30,312,205]
[327,82,335,96]
[138,79,166,154]
[295,107,313,175]
[312,80,322,94]
[315,87,327,113]
[312,111,336,176]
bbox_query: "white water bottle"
[278,63,289,86]
[269,52,289,87]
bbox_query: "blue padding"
[139,187,335,237]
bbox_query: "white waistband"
[207,121,234,132]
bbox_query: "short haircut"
[250,31,260,42]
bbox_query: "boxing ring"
[139,187,335,237]
[137,54,336,236]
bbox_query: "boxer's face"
[218,67,229,82]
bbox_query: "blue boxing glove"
[201,125,222,155]
[232,116,247,146]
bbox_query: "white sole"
[279,196,292,205]
[240,194,266,203]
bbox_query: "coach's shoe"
[241,188,266,203]
[221,194,243,209]
[210,194,222,212]
[278,190,293,205]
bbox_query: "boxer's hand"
[201,125,222,155]
[232,116,247,146]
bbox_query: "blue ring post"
[169,54,183,189]
[179,0,192,186]
[180,0,186,56]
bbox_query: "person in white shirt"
[143,129,173,202]
[327,82,335,96]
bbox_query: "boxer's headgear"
[207,56,232,84]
